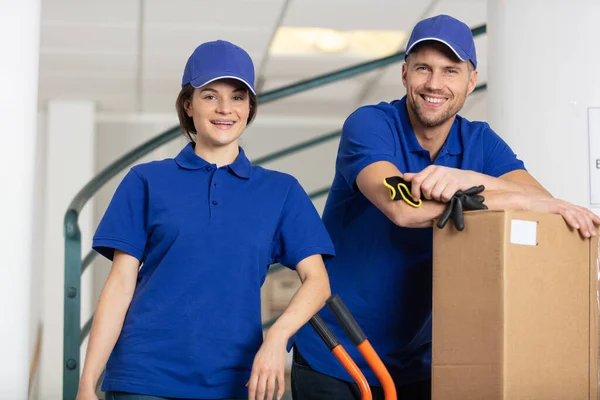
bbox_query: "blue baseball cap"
[181,40,256,94]
[405,15,477,69]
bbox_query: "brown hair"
[175,83,257,143]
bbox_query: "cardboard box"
[432,210,599,400]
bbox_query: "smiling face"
[183,78,251,149]
[402,41,478,129]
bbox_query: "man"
[291,14,600,400]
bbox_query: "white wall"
[38,101,96,399]
[0,1,41,398]
[28,113,48,400]
[487,0,600,217]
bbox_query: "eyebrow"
[413,62,463,71]
[413,62,430,69]
[199,87,247,94]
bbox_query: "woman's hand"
[246,254,330,399]
[247,328,288,400]
[75,385,99,400]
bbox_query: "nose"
[216,98,232,114]
[424,70,444,92]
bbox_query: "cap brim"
[190,75,256,95]
[405,37,470,64]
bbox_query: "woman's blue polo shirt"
[293,96,526,386]
[92,143,335,399]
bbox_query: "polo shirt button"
[212,200,218,205]
[205,166,212,172]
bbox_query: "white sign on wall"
[589,108,600,205]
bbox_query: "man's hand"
[437,186,488,231]
[523,196,600,238]
[403,166,476,203]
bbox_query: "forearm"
[395,189,530,229]
[390,188,534,228]
[466,170,551,197]
[79,277,135,389]
[480,190,528,211]
[388,199,447,228]
[267,262,330,341]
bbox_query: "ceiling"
[38,0,488,121]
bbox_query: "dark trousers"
[291,349,431,400]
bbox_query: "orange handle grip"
[332,346,372,400]
[357,341,396,400]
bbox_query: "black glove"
[383,176,422,208]
[437,185,488,231]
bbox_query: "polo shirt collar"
[396,96,462,156]
[227,147,252,179]
[175,143,209,169]
[175,143,252,179]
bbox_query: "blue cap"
[405,15,477,69]
[181,40,256,94]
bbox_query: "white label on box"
[589,108,600,205]
[510,219,537,246]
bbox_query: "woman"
[76,40,334,400]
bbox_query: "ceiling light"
[314,29,349,53]
[270,27,407,58]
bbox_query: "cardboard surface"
[432,210,599,400]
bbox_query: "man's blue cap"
[181,40,256,94]
[405,15,477,69]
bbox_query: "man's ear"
[467,68,479,95]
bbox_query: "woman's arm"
[247,254,330,400]
[76,250,139,399]
[267,254,330,340]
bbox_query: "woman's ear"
[184,98,193,117]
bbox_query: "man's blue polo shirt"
[293,96,525,386]
[93,143,335,399]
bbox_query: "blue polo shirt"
[293,96,525,386]
[93,143,335,399]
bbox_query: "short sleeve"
[272,180,335,269]
[92,168,148,262]
[338,106,397,189]
[482,127,526,177]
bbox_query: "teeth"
[212,121,234,125]
[424,96,445,104]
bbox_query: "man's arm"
[471,169,551,196]
[356,161,446,228]
[356,162,530,228]
[357,161,599,237]
[403,166,551,202]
